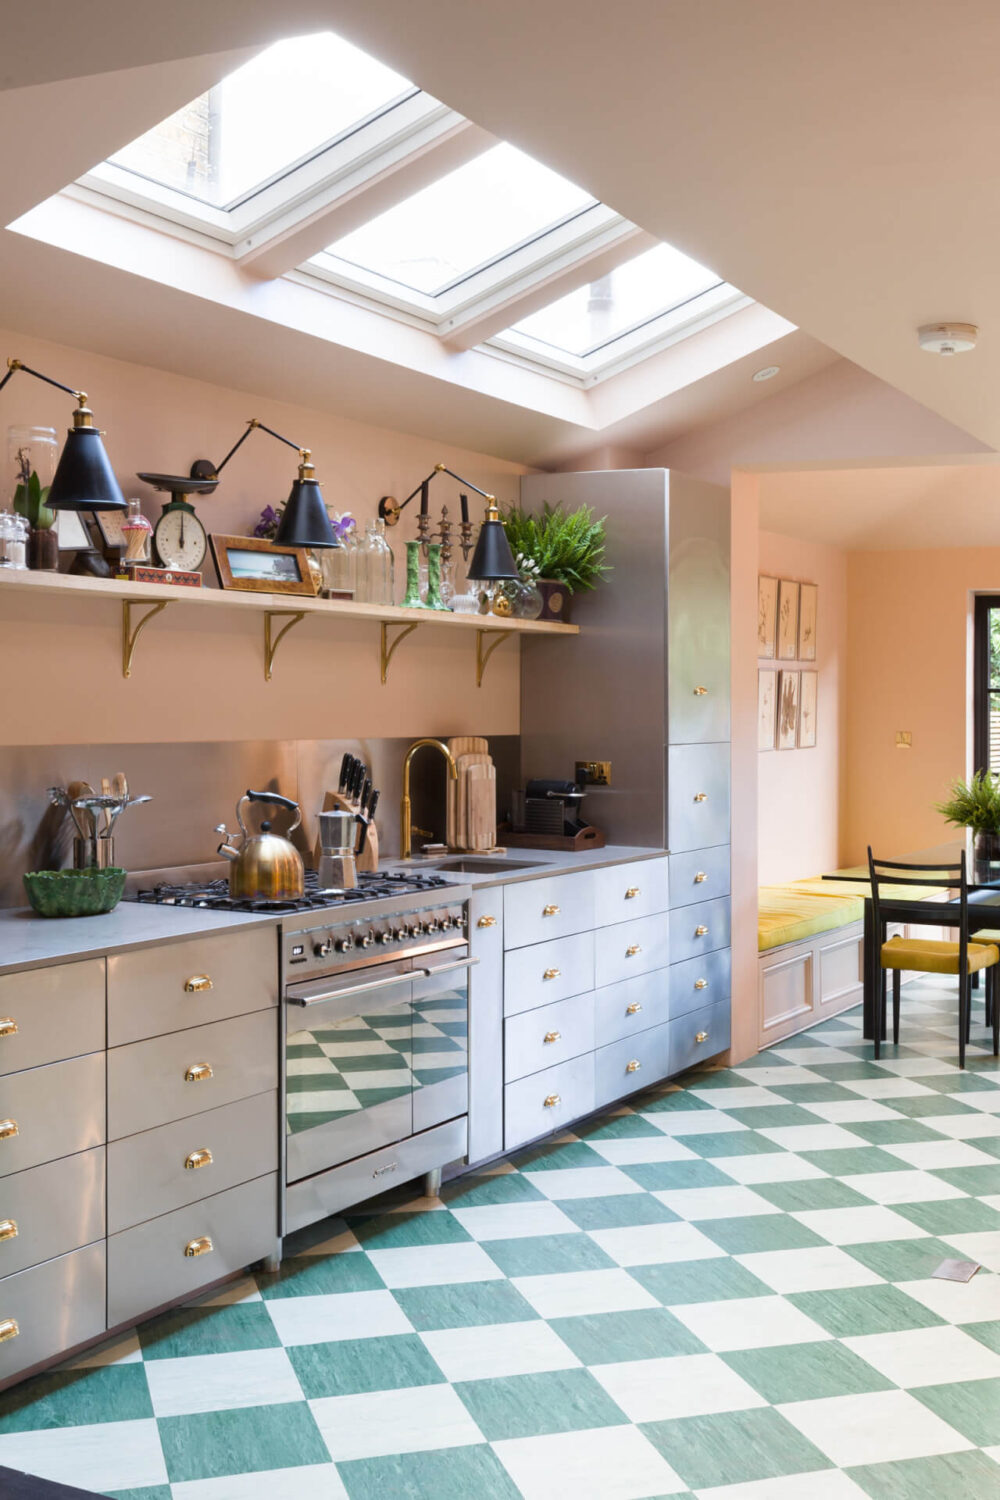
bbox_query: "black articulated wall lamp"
[0,357,127,511]
[194,418,340,548]
[379,461,518,581]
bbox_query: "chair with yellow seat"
[868,848,999,1068]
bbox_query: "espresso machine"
[316,807,371,890]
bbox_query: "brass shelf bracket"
[380,621,419,684]
[476,628,514,687]
[263,610,307,681]
[122,598,170,679]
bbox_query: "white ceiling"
[2,1,996,466]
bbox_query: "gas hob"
[131,869,453,914]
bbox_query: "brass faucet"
[400,738,458,859]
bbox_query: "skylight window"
[108,33,414,209]
[325,143,597,295]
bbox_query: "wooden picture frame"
[758,575,778,659]
[210,533,320,595]
[93,509,127,550]
[777,579,800,661]
[777,670,800,750]
[798,582,818,661]
[798,670,818,748]
[758,669,777,751]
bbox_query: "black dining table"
[822,841,1000,1039]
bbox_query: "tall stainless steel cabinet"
[519,468,731,857]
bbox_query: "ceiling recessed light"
[918,322,978,355]
[752,365,780,382]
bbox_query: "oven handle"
[286,957,478,1009]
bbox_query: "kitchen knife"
[338,754,352,794]
[366,788,379,825]
[360,778,372,813]
[350,761,366,803]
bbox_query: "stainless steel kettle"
[216,790,305,901]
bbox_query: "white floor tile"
[310,1383,482,1461]
[643,1110,749,1137]
[800,1100,902,1124]
[449,1199,579,1241]
[693,1469,871,1500]
[882,1139,997,1170]
[591,1352,767,1422]
[171,1464,349,1500]
[652,1185,774,1221]
[587,1135,698,1165]
[843,1169,967,1204]
[730,1065,824,1086]
[766,1047,863,1066]
[776,1389,973,1466]
[840,1078,936,1099]
[757,1123,869,1152]
[897,1272,1000,1323]
[686,1086,784,1109]
[365,1241,503,1288]
[144,1347,303,1417]
[711,1152,827,1185]
[792,1205,930,1245]
[917,1111,1000,1139]
[874,1056,960,1077]
[521,1165,645,1200]
[420,1319,579,1382]
[963,1089,1000,1113]
[0,1419,168,1492]
[265,1289,413,1346]
[494,1423,687,1500]
[511,1267,660,1319]
[944,1230,1000,1271]
[670,1294,830,1352]
[735,1245,883,1294]
[587,1219,728,1267]
[843,1324,1000,1387]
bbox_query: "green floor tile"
[808,1061,896,1080]
[338,1443,522,1500]
[158,1400,329,1483]
[698,1213,825,1254]
[887,1094,978,1118]
[455,1366,626,1439]
[723,1339,894,1403]
[573,1111,665,1141]
[968,1319,1000,1354]
[754,1177,872,1212]
[259,1250,385,1299]
[349,1209,472,1249]
[513,1139,608,1171]
[932,1162,1000,1194]
[105,1489,172,1500]
[915,1072,1000,1094]
[559,1190,679,1230]
[788,1284,944,1336]
[719,1105,821,1129]
[482,1230,614,1277]
[631,1255,772,1306]
[393,1278,539,1331]
[137,1301,281,1360]
[622,1158,734,1190]
[682,1130,785,1158]
[844,1236,964,1282]
[288,1333,444,1398]
[914,1377,1000,1445]
[893,1196,1000,1234]
[641,1406,832,1489]
[800,1147,910,1176]
[847,1449,1000,1500]
[0,1364,151,1432]
[842,1120,940,1145]
[440,1171,545,1208]
[766,1082,861,1103]
[549,1306,706,1364]
[639,1089,715,1113]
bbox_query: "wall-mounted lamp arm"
[0,358,85,403]
[380,461,496,528]
[201,418,308,481]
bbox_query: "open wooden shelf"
[0,569,578,683]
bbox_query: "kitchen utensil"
[316,806,371,890]
[23,867,126,918]
[67,781,95,839]
[216,790,305,901]
[465,762,497,852]
[338,754,352,795]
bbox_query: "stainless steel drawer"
[505,992,595,1082]
[503,871,595,949]
[0,1148,105,1278]
[667,743,731,852]
[0,1053,105,1180]
[669,846,731,908]
[669,947,732,1019]
[503,932,595,1017]
[595,1022,672,1109]
[504,1053,595,1151]
[0,1242,106,1387]
[108,1090,278,1234]
[669,897,732,965]
[108,1172,278,1329]
[593,858,669,925]
[594,968,671,1047]
[108,1009,278,1140]
[595,913,670,988]
[0,960,104,1078]
[108,927,277,1047]
[668,999,731,1076]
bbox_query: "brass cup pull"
[184,1063,213,1083]
[184,1148,214,1171]
[184,1236,213,1258]
[0,1318,19,1343]
[625,944,642,957]
[0,1219,17,1242]
[543,1094,561,1108]
[543,1030,562,1044]
[626,1059,641,1073]
[694,792,708,803]
[0,1018,17,1039]
[184,975,213,994]
[477,915,497,928]
[0,1120,18,1142]
[695,925,709,937]
[696,1031,709,1043]
[694,871,708,883]
[542,904,560,917]
[625,887,641,900]
[693,685,709,696]
[694,978,708,990]
[626,1001,643,1015]
[543,967,561,980]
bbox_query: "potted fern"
[936,771,1000,862]
[500,501,609,621]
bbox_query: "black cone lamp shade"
[48,402,127,512]
[274,453,339,549]
[467,497,518,581]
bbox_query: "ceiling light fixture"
[752,365,780,382]
[917,323,978,356]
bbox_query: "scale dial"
[153,504,207,571]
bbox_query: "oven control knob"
[313,938,333,957]
[425,918,439,933]
[379,930,394,944]
[360,930,375,948]
[335,936,354,953]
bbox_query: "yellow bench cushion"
[793,877,950,902]
[759,886,864,952]
[881,935,999,974]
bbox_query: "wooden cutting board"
[454,751,492,851]
[446,736,489,845]
[448,736,489,758]
[465,762,496,851]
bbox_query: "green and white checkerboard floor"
[7,976,1000,1499]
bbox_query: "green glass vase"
[425,542,449,611]
[401,540,423,608]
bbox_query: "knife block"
[314,791,379,872]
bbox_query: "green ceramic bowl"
[23,868,127,918]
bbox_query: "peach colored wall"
[0,327,528,747]
[728,470,760,1065]
[758,531,848,884]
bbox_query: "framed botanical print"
[758,669,777,751]
[798,670,818,748]
[758,575,778,658]
[777,670,800,750]
[798,583,818,661]
[777,579,800,661]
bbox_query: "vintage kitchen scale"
[136,470,218,572]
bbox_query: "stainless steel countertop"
[383,844,667,887]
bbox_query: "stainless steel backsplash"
[0,737,520,907]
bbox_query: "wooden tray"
[499,825,606,851]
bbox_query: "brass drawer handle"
[626,1001,643,1015]
[695,925,709,937]
[625,944,642,957]
[694,871,708,883]
[0,1120,18,1141]
[626,1059,641,1073]
[184,1063,213,1083]
[0,1219,17,1242]
[0,1018,17,1039]
[543,1094,561,1108]
[184,1236,213,1258]
[542,904,560,917]
[543,967,561,980]
[625,887,640,899]
[477,915,497,928]
[696,1031,709,1043]
[694,978,708,990]
[693,685,709,696]
[694,792,708,803]
[0,1318,19,1343]
[184,1148,214,1170]
[543,1030,562,1044]
[184,975,213,994]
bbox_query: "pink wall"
[758,530,848,883]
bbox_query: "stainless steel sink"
[422,857,545,874]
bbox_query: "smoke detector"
[918,323,978,355]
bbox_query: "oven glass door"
[412,949,472,1134]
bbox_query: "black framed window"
[974,595,1000,774]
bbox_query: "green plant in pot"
[500,501,610,621]
[936,770,1000,862]
[13,448,57,571]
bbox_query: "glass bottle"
[321,511,355,599]
[358,518,394,606]
[122,498,153,565]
